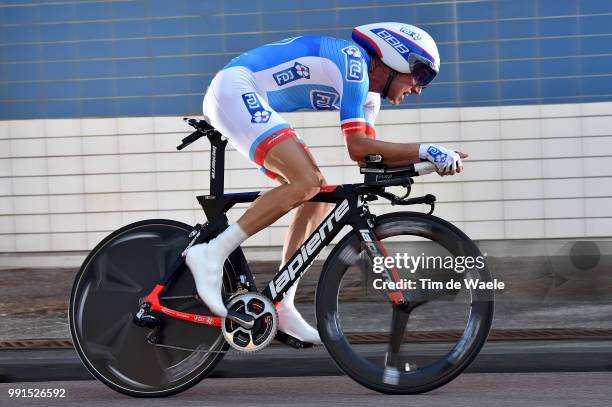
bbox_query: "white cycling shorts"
[202,66,310,180]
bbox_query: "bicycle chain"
[146,339,231,354]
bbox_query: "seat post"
[207,131,228,198]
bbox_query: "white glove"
[419,144,462,173]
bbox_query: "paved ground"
[1,339,611,383]
[1,255,611,341]
[0,372,610,407]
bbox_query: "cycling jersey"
[202,35,381,179]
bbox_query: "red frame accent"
[377,240,406,305]
[320,185,339,193]
[143,284,222,327]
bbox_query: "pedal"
[274,330,315,349]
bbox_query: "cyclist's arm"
[345,134,421,166]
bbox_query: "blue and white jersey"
[224,35,380,137]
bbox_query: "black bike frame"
[141,122,410,328]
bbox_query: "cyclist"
[186,22,467,345]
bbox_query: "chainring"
[221,292,278,352]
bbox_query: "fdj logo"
[310,90,339,110]
[241,93,271,124]
[273,62,311,86]
[427,145,447,163]
[341,46,364,82]
[371,29,411,56]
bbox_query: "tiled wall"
[1,101,611,252]
[2,0,612,119]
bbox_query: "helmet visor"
[409,54,438,87]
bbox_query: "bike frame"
[140,123,408,328]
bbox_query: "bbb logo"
[310,90,339,110]
[342,46,364,82]
[241,92,271,123]
[371,29,410,55]
[273,62,311,86]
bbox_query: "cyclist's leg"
[187,67,326,321]
[245,136,330,343]
[269,142,333,342]
[235,135,325,235]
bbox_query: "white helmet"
[352,22,440,88]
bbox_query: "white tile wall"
[48,175,83,194]
[585,217,612,237]
[48,156,83,175]
[84,174,121,194]
[460,120,500,141]
[119,134,156,154]
[85,193,122,212]
[83,155,119,174]
[545,218,584,238]
[49,194,86,213]
[1,102,611,252]
[0,215,15,234]
[0,196,13,215]
[119,153,157,173]
[0,235,16,252]
[0,121,9,139]
[120,172,157,192]
[13,176,49,196]
[10,138,46,157]
[81,118,117,136]
[9,120,45,139]
[51,232,88,251]
[12,195,49,215]
[0,140,10,159]
[500,119,540,140]
[11,157,47,176]
[85,212,123,232]
[582,136,612,157]
[50,213,87,232]
[504,200,544,220]
[15,233,50,251]
[82,136,118,155]
[117,117,154,135]
[0,159,10,178]
[541,117,581,139]
[582,116,612,136]
[15,214,50,233]
[46,136,82,156]
[45,119,81,138]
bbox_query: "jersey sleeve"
[319,39,378,138]
[336,45,375,139]
[362,92,381,139]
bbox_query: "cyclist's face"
[387,72,423,106]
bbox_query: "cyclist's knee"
[286,171,324,206]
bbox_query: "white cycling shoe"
[185,241,228,318]
[276,301,322,345]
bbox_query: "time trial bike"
[69,118,494,397]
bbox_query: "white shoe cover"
[185,242,227,317]
[276,301,322,345]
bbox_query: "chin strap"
[381,69,398,99]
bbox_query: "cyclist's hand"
[419,144,467,176]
